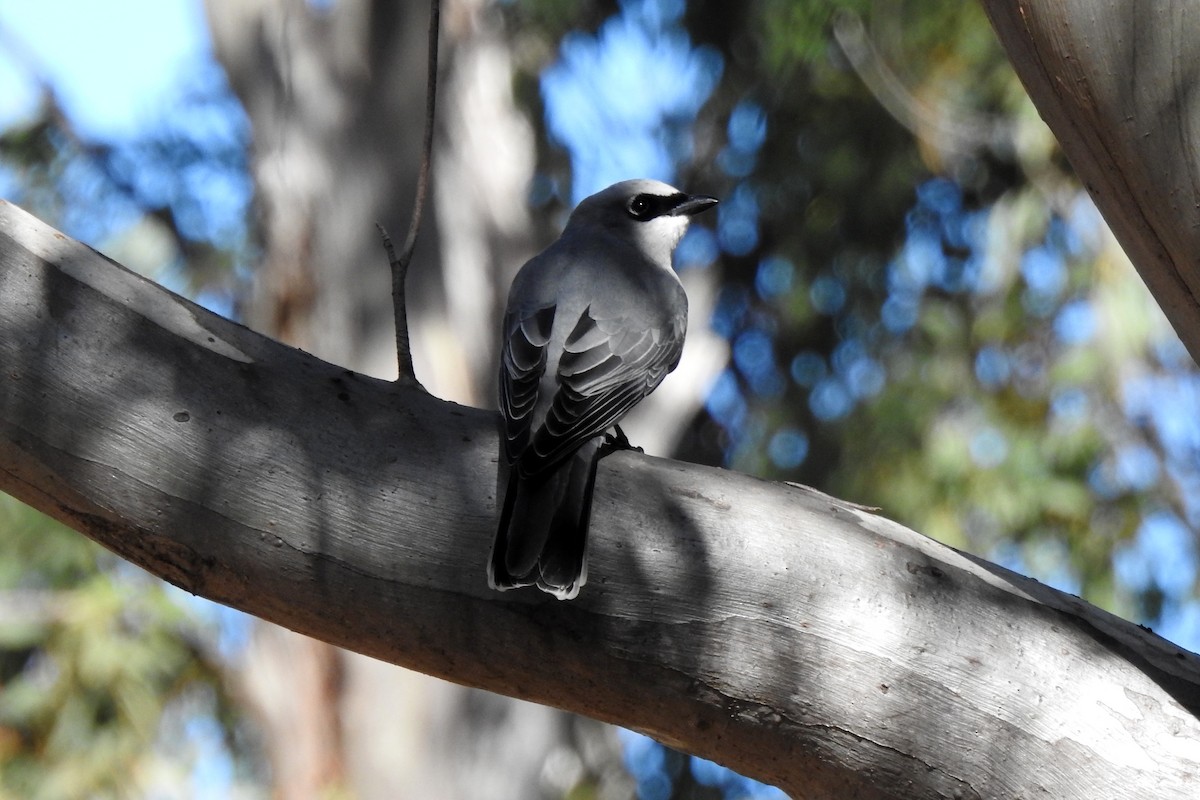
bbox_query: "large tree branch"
[983,0,1200,364]
[2,201,1200,797]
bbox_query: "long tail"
[488,440,601,600]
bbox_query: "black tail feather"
[488,469,531,591]
[488,439,602,600]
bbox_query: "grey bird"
[489,179,718,599]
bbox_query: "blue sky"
[0,0,208,137]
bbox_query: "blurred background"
[1,0,1198,797]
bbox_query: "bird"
[489,178,718,600]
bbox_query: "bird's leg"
[602,425,643,454]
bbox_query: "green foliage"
[663,0,1187,622]
[757,1,874,69]
[830,175,1172,609]
[0,88,255,796]
[0,496,240,798]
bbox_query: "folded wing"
[515,304,685,476]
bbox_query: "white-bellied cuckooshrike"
[489,179,718,599]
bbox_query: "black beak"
[670,194,719,217]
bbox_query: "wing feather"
[518,304,685,476]
[499,304,555,462]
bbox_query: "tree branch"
[982,0,1200,365]
[2,200,1200,797]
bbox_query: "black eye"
[627,194,654,221]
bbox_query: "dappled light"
[4,0,1200,797]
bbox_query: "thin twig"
[387,0,441,385]
[379,221,418,387]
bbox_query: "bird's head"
[566,179,719,266]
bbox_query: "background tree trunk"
[202,1,621,797]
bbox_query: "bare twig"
[387,0,441,385]
[378,221,421,388]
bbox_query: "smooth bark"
[4,202,1200,797]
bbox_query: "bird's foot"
[603,425,643,454]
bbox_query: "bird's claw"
[603,425,643,453]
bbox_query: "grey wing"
[498,304,556,464]
[521,304,686,476]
